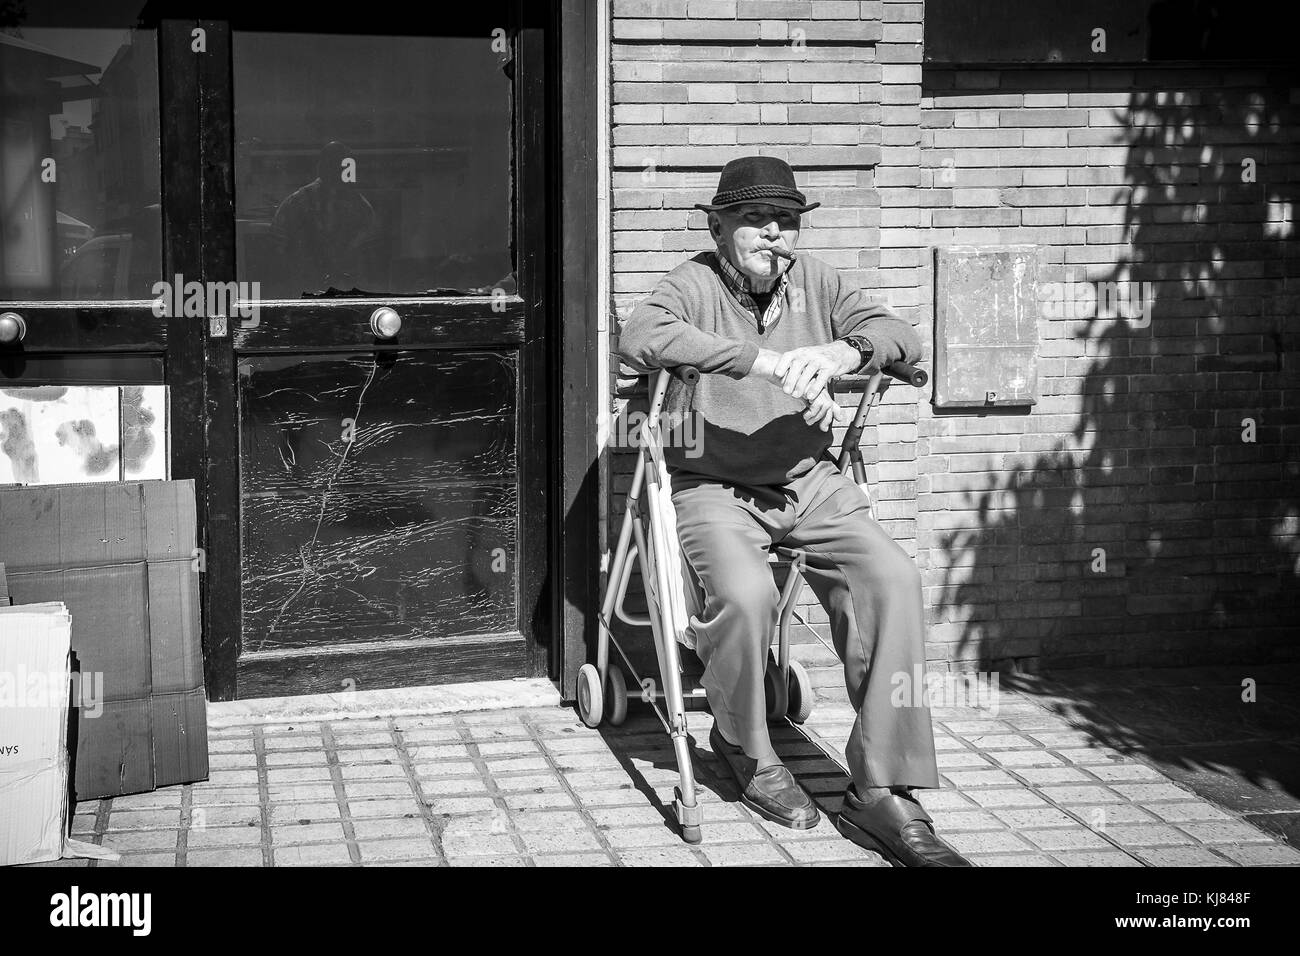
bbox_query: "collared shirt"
[714,249,790,331]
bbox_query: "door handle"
[369,307,401,339]
[0,312,26,344]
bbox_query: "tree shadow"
[940,73,1299,792]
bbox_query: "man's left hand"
[774,342,860,401]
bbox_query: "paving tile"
[521,830,605,854]
[587,805,673,829]
[603,825,682,849]
[1174,820,1275,844]
[700,842,788,866]
[1105,823,1197,847]
[987,750,1065,768]
[270,802,340,823]
[1132,846,1236,867]
[1146,801,1234,823]
[966,788,1050,808]
[930,809,1007,831]
[273,842,355,866]
[1110,782,1198,803]
[270,822,348,845]
[184,847,265,866]
[615,847,703,866]
[100,830,180,852]
[1022,827,1113,851]
[426,796,498,816]
[533,853,614,866]
[1053,747,1130,764]
[968,853,1059,867]
[105,809,184,830]
[440,835,521,857]
[345,798,423,819]
[503,791,576,810]
[267,766,334,783]
[915,789,977,811]
[104,852,178,867]
[944,830,1037,854]
[1037,785,1124,805]
[1085,763,1166,783]
[341,781,414,799]
[350,817,430,841]
[941,769,1022,788]
[509,810,587,832]
[186,825,264,849]
[1213,843,1300,866]
[188,787,263,807]
[421,777,494,796]
[110,791,183,810]
[355,838,440,863]
[1054,850,1143,866]
[1071,803,1157,825]
[936,750,994,768]
[991,807,1079,829]
[784,839,882,864]
[1012,766,1095,785]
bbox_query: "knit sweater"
[618,250,922,485]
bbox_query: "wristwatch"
[840,334,875,372]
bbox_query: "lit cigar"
[764,245,795,261]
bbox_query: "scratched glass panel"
[232,25,513,297]
[239,350,517,651]
[0,12,161,300]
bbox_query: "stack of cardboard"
[0,598,73,866]
[0,480,208,800]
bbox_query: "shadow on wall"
[940,76,1299,769]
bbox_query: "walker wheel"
[764,658,789,723]
[576,663,604,728]
[786,659,814,724]
[606,666,629,726]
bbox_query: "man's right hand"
[751,349,850,431]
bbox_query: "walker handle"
[668,365,700,385]
[830,361,928,392]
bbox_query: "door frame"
[163,3,596,700]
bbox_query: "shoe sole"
[834,812,906,867]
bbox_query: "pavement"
[30,670,1300,867]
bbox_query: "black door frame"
[156,3,593,700]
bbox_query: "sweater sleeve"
[617,273,759,379]
[828,269,922,371]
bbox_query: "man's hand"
[773,342,860,401]
[802,389,853,432]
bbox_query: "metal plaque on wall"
[933,245,1040,409]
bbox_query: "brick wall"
[906,56,1299,672]
[604,0,1299,683]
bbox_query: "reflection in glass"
[0,23,161,300]
[233,31,514,298]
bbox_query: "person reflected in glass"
[270,141,378,295]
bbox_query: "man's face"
[709,202,801,281]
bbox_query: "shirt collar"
[712,250,790,331]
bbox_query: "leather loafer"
[708,725,820,829]
[836,787,974,867]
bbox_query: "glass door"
[199,7,550,698]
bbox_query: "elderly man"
[618,157,971,867]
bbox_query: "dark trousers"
[670,459,940,792]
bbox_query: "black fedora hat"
[694,155,820,213]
